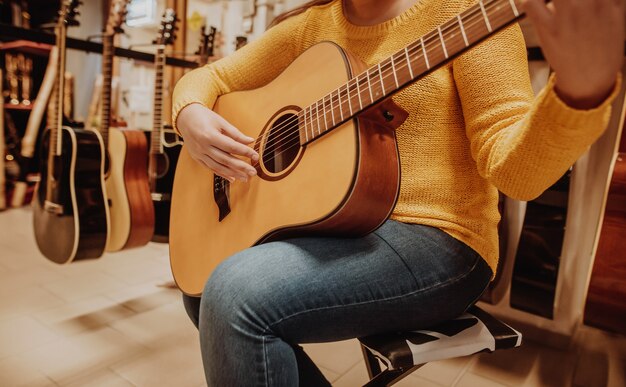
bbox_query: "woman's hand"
[522,0,625,109]
[176,103,259,182]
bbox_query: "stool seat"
[358,305,521,383]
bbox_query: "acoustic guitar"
[170,0,533,295]
[584,112,626,335]
[148,10,182,243]
[100,0,154,251]
[33,0,109,264]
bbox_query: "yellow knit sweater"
[172,0,618,274]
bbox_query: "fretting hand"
[176,103,259,181]
[521,0,625,109]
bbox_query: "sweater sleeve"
[171,10,309,134]
[453,23,620,201]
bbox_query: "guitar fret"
[315,101,321,135]
[508,0,519,16]
[366,70,374,102]
[356,78,363,110]
[338,87,344,121]
[378,63,385,96]
[457,14,469,46]
[308,106,314,141]
[390,57,399,88]
[304,108,309,142]
[330,92,336,126]
[347,84,353,115]
[438,26,448,58]
[322,95,328,131]
[479,0,493,32]
[404,47,414,79]
[421,37,430,69]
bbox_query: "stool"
[358,305,522,386]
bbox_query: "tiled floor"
[1,207,625,386]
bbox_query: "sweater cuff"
[538,72,622,135]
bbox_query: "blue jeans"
[183,220,492,386]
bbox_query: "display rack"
[0,24,198,69]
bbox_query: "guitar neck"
[50,24,68,158]
[299,0,523,144]
[151,45,166,155]
[100,33,115,146]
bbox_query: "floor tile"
[332,360,370,387]
[39,271,127,303]
[302,339,363,375]
[58,368,135,387]
[470,339,539,386]
[0,356,56,387]
[108,301,197,349]
[33,296,138,336]
[413,355,472,386]
[396,374,445,387]
[0,285,65,323]
[23,327,145,384]
[0,316,61,359]
[111,334,205,387]
[455,372,508,387]
[105,283,181,314]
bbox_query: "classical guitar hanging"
[170,0,528,295]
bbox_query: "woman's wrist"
[554,73,619,110]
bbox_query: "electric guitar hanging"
[170,0,530,295]
[33,0,110,264]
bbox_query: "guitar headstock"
[235,36,248,51]
[57,0,81,27]
[196,25,217,65]
[105,0,130,35]
[153,8,178,46]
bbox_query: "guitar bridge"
[213,176,231,221]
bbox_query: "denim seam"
[262,253,483,334]
[263,335,269,387]
[371,230,420,287]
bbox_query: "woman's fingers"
[205,145,257,179]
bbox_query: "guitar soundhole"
[262,113,301,174]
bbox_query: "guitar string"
[218,0,518,177]
[255,0,515,163]
[255,0,509,154]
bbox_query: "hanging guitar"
[148,9,182,242]
[33,0,110,264]
[100,0,154,251]
[170,0,534,295]
[584,116,626,335]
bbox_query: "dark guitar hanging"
[32,0,110,264]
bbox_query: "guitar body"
[105,127,154,251]
[33,127,109,263]
[584,146,626,334]
[149,133,181,243]
[170,42,404,296]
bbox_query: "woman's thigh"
[196,220,492,342]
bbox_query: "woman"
[172,0,623,385]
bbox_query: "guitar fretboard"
[297,0,522,144]
[100,33,115,146]
[150,45,166,155]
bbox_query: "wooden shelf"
[4,103,33,111]
[0,40,52,56]
[0,24,198,68]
